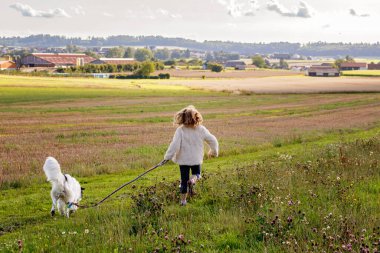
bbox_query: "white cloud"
[322,24,331,29]
[72,5,85,16]
[103,12,114,17]
[349,9,369,17]
[157,8,182,19]
[10,2,70,18]
[267,0,314,18]
[157,8,169,16]
[126,8,182,20]
[217,0,259,17]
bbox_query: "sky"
[1,0,379,43]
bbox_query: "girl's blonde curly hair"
[174,105,203,127]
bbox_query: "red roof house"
[308,65,340,77]
[340,62,367,70]
[21,53,96,68]
[0,60,17,70]
[91,58,137,65]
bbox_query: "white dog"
[43,157,83,218]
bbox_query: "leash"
[73,160,168,209]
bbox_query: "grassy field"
[342,70,380,77]
[0,75,379,252]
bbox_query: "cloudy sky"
[1,0,378,43]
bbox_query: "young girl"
[164,105,219,206]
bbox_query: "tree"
[66,44,80,53]
[252,55,266,68]
[154,48,170,60]
[345,55,355,62]
[164,60,176,66]
[106,47,125,58]
[124,47,135,58]
[334,56,355,69]
[333,59,345,69]
[84,51,99,59]
[170,50,182,59]
[279,59,289,69]
[184,49,191,58]
[134,48,153,62]
[135,61,155,76]
[188,58,202,66]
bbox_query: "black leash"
[73,160,168,209]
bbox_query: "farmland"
[155,69,301,79]
[342,70,380,77]
[0,75,379,252]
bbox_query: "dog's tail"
[43,157,63,183]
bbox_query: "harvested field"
[155,69,301,78]
[1,75,380,186]
[166,76,380,93]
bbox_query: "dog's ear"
[81,187,85,191]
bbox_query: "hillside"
[2,35,380,57]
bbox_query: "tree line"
[57,62,165,74]
[2,35,380,56]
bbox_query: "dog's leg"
[50,191,57,216]
[57,199,65,216]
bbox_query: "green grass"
[1,129,379,252]
[0,75,379,252]
[342,70,380,77]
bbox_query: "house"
[224,60,246,70]
[90,58,136,65]
[340,62,367,71]
[307,65,340,77]
[273,53,291,60]
[0,60,16,70]
[21,53,96,68]
[93,73,110,78]
[368,63,380,70]
[291,66,307,72]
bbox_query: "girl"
[164,105,219,206]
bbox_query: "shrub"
[158,73,170,79]
[211,64,223,72]
[164,60,176,66]
[154,62,165,70]
[135,61,155,76]
[110,73,170,79]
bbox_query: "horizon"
[1,0,379,44]
[2,33,380,46]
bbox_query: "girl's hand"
[208,150,216,158]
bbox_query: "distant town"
[1,35,380,78]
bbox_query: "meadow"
[0,75,379,252]
[342,70,380,77]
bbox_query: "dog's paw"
[50,210,55,216]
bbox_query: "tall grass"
[1,137,379,252]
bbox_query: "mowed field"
[164,75,380,93]
[155,69,301,79]
[0,75,379,252]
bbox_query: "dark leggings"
[179,165,201,194]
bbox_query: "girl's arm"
[203,127,219,157]
[164,128,182,161]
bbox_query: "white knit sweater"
[164,125,219,165]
